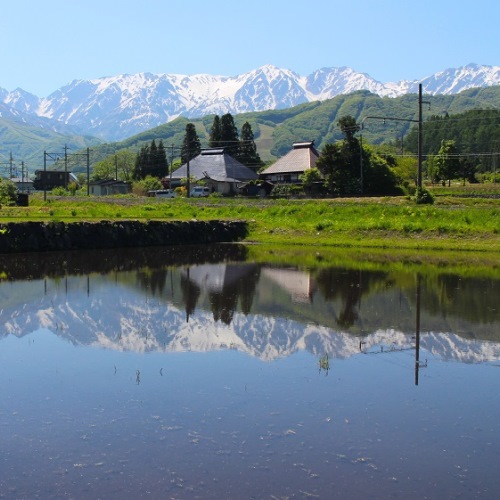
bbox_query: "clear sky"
[1,0,498,97]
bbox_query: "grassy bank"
[1,193,499,254]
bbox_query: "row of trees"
[91,113,263,184]
[311,116,401,197]
[404,109,500,184]
[91,144,168,182]
[132,139,168,180]
[207,114,262,170]
[90,109,495,196]
[90,114,402,196]
[179,113,263,170]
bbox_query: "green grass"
[1,193,499,254]
[429,182,500,197]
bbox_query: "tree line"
[404,109,500,184]
[311,116,402,197]
[86,106,498,199]
[90,113,263,184]
[182,113,263,171]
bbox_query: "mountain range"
[1,63,499,142]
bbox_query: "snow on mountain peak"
[1,63,499,141]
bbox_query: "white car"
[149,189,177,199]
[190,186,210,197]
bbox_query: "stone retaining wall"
[0,220,248,254]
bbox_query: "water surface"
[0,246,499,499]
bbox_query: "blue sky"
[2,0,498,97]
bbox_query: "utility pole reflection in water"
[415,273,421,386]
[414,273,427,385]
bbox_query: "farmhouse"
[259,141,319,184]
[171,148,258,195]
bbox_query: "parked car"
[190,186,210,197]
[148,189,177,199]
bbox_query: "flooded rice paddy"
[0,245,499,499]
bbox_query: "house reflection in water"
[261,268,316,303]
[181,263,260,324]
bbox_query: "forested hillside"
[3,86,499,174]
[98,86,500,164]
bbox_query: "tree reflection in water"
[0,245,498,349]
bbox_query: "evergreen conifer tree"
[181,123,202,164]
[133,139,168,179]
[150,139,167,178]
[148,139,158,177]
[133,144,150,180]
[209,115,222,148]
[239,121,262,171]
[220,113,239,158]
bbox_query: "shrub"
[0,179,17,206]
[272,184,292,198]
[415,187,434,205]
[51,187,69,196]
[132,175,162,196]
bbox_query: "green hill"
[2,86,500,175]
[0,117,102,177]
[94,86,500,166]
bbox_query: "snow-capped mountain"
[1,63,499,141]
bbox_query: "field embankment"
[0,192,498,255]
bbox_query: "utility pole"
[87,148,90,196]
[187,147,191,198]
[64,144,69,189]
[43,150,47,201]
[418,84,431,191]
[362,84,430,191]
[418,84,423,190]
[359,134,363,194]
[170,144,175,188]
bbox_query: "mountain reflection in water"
[1,245,499,499]
[0,245,499,363]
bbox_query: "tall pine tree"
[220,113,239,157]
[153,139,168,178]
[133,144,150,180]
[239,121,262,171]
[148,139,158,176]
[209,115,222,148]
[181,123,202,164]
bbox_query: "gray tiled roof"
[261,141,319,175]
[172,149,258,182]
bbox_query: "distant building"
[9,176,34,193]
[171,148,258,195]
[33,170,78,191]
[89,179,131,196]
[259,141,319,184]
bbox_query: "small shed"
[89,179,131,196]
[10,176,34,193]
